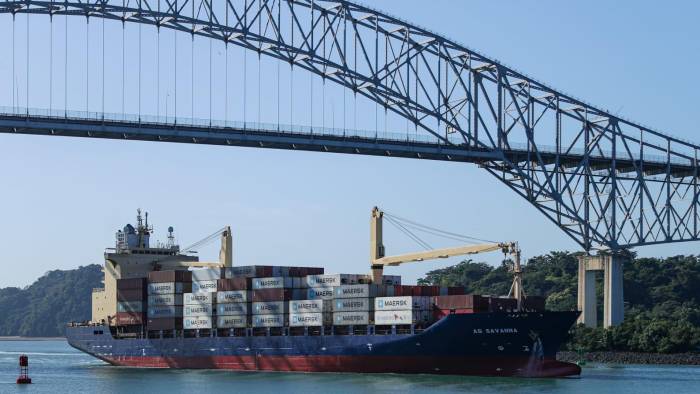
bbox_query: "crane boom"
[373,243,505,266]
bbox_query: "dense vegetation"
[0,265,102,337]
[419,253,700,354]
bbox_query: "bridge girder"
[1,0,699,251]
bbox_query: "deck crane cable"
[382,210,497,245]
[181,226,228,254]
[384,215,433,251]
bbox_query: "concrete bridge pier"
[577,253,627,328]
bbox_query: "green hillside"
[419,252,700,353]
[0,265,102,337]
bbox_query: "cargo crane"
[369,207,525,309]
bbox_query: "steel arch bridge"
[0,0,698,252]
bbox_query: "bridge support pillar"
[577,253,627,328]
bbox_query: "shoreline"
[558,351,700,366]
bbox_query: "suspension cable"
[65,13,68,117]
[26,12,29,114]
[384,216,433,251]
[181,227,227,254]
[102,16,105,119]
[121,19,125,118]
[86,16,89,114]
[50,13,53,114]
[12,13,15,111]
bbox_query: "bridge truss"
[0,0,698,251]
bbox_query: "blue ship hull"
[67,311,581,377]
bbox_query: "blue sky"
[0,0,698,288]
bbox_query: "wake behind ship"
[67,210,581,377]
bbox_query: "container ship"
[66,209,581,378]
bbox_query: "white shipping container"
[184,292,215,305]
[305,274,357,288]
[252,314,286,328]
[216,290,249,303]
[289,313,324,327]
[252,277,294,290]
[147,282,184,295]
[289,299,324,313]
[192,280,218,293]
[375,310,431,325]
[147,306,183,318]
[334,284,383,299]
[307,288,335,300]
[117,301,143,313]
[252,301,288,315]
[147,294,183,306]
[332,311,370,326]
[332,298,372,312]
[184,304,214,316]
[216,315,248,328]
[184,316,213,330]
[217,303,250,316]
[375,296,430,311]
[190,268,222,282]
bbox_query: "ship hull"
[67,311,581,378]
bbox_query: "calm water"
[0,340,698,394]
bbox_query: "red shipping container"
[148,270,192,283]
[433,308,475,320]
[434,295,488,311]
[252,288,292,302]
[217,278,251,291]
[447,287,467,295]
[116,278,146,290]
[147,318,183,330]
[117,288,146,302]
[115,312,145,326]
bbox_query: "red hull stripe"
[102,355,581,378]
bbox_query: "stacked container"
[216,277,251,329]
[147,270,191,330]
[115,278,147,326]
[332,284,381,326]
[374,296,431,326]
[250,276,300,328]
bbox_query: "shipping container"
[289,299,325,313]
[223,265,273,279]
[115,312,145,326]
[374,296,429,311]
[216,315,248,329]
[148,270,192,283]
[217,278,251,291]
[489,297,518,312]
[252,314,286,328]
[433,295,488,311]
[117,301,143,313]
[289,313,324,327]
[147,282,187,295]
[333,311,370,326]
[252,277,295,290]
[184,304,214,316]
[147,317,182,330]
[375,310,430,325]
[252,288,293,302]
[117,288,146,302]
[332,298,372,312]
[184,292,215,305]
[192,280,218,293]
[183,316,213,330]
[147,294,183,306]
[252,301,288,315]
[306,287,335,300]
[305,274,357,288]
[447,287,468,296]
[147,305,183,318]
[216,290,249,303]
[116,278,146,290]
[334,284,383,299]
[216,303,251,316]
[190,268,223,282]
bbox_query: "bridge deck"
[0,110,695,179]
